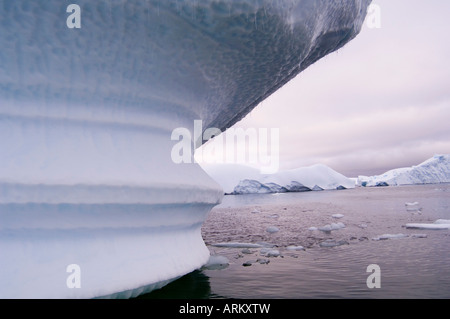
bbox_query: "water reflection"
[136,270,219,299]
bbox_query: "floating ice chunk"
[405,201,422,212]
[405,223,450,230]
[260,248,280,257]
[319,223,345,232]
[411,234,428,238]
[308,227,318,231]
[332,214,345,219]
[319,239,348,248]
[269,214,280,219]
[372,234,409,241]
[266,226,280,233]
[405,202,419,206]
[257,258,270,265]
[358,223,368,229]
[265,250,281,257]
[332,222,346,230]
[255,242,277,248]
[251,209,261,214]
[203,255,229,270]
[241,248,254,254]
[212,242,263,248]
[318,225,333,232]
[286,245,305,251]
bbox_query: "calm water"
[140,184,450,299]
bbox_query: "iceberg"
[232,179,273,195]
[358,155,450,187]
[0,0,370,298]
[203,163,356,195]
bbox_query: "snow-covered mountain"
[202,163,355,195]
[357,155,450,187]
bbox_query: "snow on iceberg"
[0,0,370,298]
[358,155,450,187]
[203,163,356,195]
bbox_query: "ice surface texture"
[0,0,370,298]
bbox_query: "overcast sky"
[199,0,450,177]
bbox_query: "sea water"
[140,184,450,299]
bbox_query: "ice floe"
[241,248,254,255]
[242,258,271,267]
[318,222,346,233]
[411,234,428,238]
[372,234,409,241]
[319,239,349,248]
[202,255,230,270]
[405,201,422,213]
[405,223,450,230]
[260,248,281,257]
[266,226,280,234]
[286,245,305,251]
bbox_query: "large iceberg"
[202,163,356,194]
[0,0,370,298]
[357,155,450,187]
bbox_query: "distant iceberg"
[357,155,450,187]
[202,163,356,195]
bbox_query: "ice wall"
[0,0,371,298]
